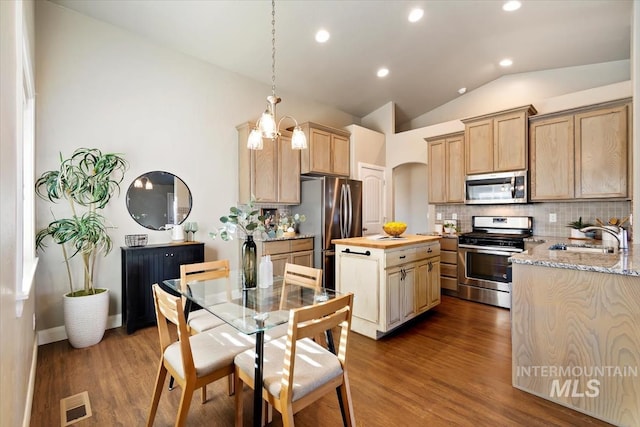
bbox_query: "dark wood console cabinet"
[121,242,204,334]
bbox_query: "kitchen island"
[333,234,441,339]
[510,242,640,426]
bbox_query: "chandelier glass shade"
[248,0,306,151]
[134,177,153,190]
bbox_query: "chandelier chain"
[271,0,276,97]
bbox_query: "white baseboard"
[22,335,38,427]
[37,314,122,346]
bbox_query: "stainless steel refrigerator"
[292,176,362,290]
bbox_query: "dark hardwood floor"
[31,296,613,426]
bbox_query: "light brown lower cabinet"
[258,238,313,277]
[439,237,458,294]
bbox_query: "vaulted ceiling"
[49,0,633,128]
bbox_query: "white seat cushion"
[187,309,225,333]
[234,336,343,402]
[164,324,255,379]
[263,323,289,341]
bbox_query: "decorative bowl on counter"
[382,222,407,237]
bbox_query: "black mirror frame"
[125,171,193,231]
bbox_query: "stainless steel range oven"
[458,216,532,309]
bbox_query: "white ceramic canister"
[171,224,185,242]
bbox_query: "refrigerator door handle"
[340,183,347,238]
[346,183,353,236]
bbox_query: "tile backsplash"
[434,201,632,238]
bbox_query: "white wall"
[392,163,429,233]
[1,1,38,425]
[34,1,357,336]
[346,124,385,175]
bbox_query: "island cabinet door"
[415,261,430,313]
[402,266,416,320]
[385,265,415,330]
[385,267,403,329]
[335,248,382,325]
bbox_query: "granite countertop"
[260,233,314,242]
[510,236,640,276]
[333,234,440,249]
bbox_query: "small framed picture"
[260,208,277,229]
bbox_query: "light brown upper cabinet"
[237,122,301,204]
[530,99,631,201]
[426,132,465,204]
[529,115,575,200]
[298,122,351,176]
[462,105,537,175]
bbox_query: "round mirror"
[126,171,192,230]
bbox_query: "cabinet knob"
[427,247,432,253]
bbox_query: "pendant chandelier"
[247,0,307,150]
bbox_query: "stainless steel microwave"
[465,171,528,204]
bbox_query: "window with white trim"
[16,8,37,317]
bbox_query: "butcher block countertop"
[332,234,440,249]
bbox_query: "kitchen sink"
[548,243,615,254]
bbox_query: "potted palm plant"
[36,148,128,348]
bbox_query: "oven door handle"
[458,244,522,255]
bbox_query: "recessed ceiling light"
[408,8,424,23]
[377,68,389,78]
[499,58,513,67]
[315,29,330,43]
[502,1,521,12]
[458,87,467,95]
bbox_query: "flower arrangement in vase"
[278,213,306,237]
[210,198,266,288]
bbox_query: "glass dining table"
[163,271,340,427]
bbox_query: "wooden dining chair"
[180,260,230,334]
[233,293,356,427]
[147,284,255,427]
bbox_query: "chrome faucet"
[580,226,628,251]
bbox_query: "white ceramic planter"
[63,288,109,348]
[570,228,587,239]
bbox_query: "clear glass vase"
[242,235,257,288]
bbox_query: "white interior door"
[358,162,386,235]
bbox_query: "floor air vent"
[60,391,92,426]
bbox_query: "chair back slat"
[295,306,350,340]
[179,260,231,310]
[279,263,322,310]
[180,259,230,291]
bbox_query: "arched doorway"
[392,162,428,234]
